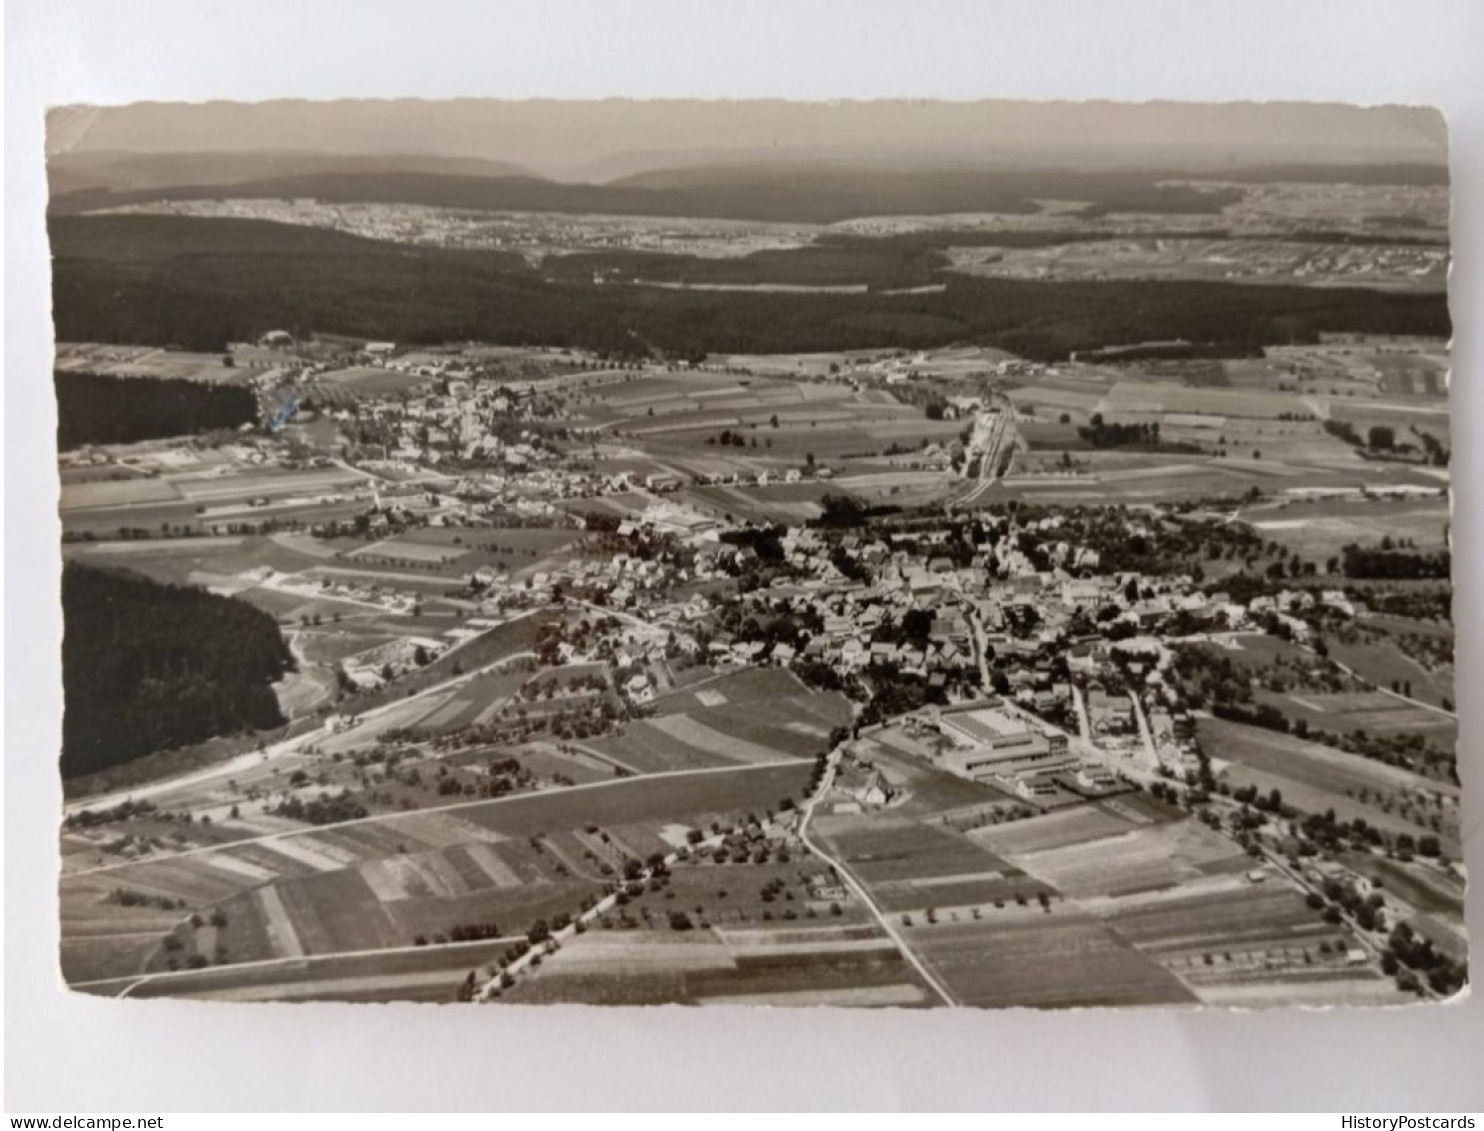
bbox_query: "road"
[795,744,959,1007]
[965,608,995,694]
[1254,843,1400,982]
[1127,691,1162,773]
[568,599,658,633]
[1070,683,1093,743]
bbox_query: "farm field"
[907,911,1198,1009]
[347,538,469,565]
[588,723,745,774]
[335,526,589,577]
[1007,384,1107,418]
[991,458,1361,505]
[347,664,614,740]
[59,478,185,510]
[1101,879,1333,958]
[1190,633,1316,670]
[1327,637,1455,711]
[1360,349,1450,394]
[397,667,531,730]
[570,363,969,498]
[1338,853,1464,919]
[1199,716,1458,805]
[342,609,557,712]
[967,803,1140,856]
[78,938,522,1002]
[176,466,365,498]
[60,761,816,988]
[296,627,402,664]
[649,667,813,713]
[442,761,813,839]
[1184,970,1410,1008]
[1256,688,1456,753]
[1097,879,1409,1006]
[1240,496,1450,558]
[262,866,598,957]
[679,482,852,524]
[1097,381,1313,420]
[610,859,882,933]
[501,924,932,1008]
[1324,400,1452,449]
[813,813,1049,914]
[999,817,1248,899]
[312,366,435,398]
[591,669,848,773]
[55,344,252,384]
[1203,718,1461,853]
[60,883,192,984]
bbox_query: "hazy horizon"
[47,99,1448,182]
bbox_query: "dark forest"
[61,563,292,777]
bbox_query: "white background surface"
[6,0,1483,1112]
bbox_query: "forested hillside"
[50,216,1452,362]
[61,563,292,777]
[55,370,257,447]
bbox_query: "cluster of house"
[554,506,1367,711]
[607,511,1369,783]
[325,384,553,468]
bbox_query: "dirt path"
[272,630,338,719]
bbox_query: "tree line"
[1341,543,1451,580]
[1077,415,1202,453]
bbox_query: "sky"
[46,99,1448,181]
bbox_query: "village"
[55,315,1461,1012]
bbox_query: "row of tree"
[1341,543,1451,580]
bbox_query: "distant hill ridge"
[47,150,534,198]
[48,150,1447,223]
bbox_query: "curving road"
[795,744,959,1007]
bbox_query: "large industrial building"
[934,703,1072,780]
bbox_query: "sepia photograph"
[44,96,1466,1012]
